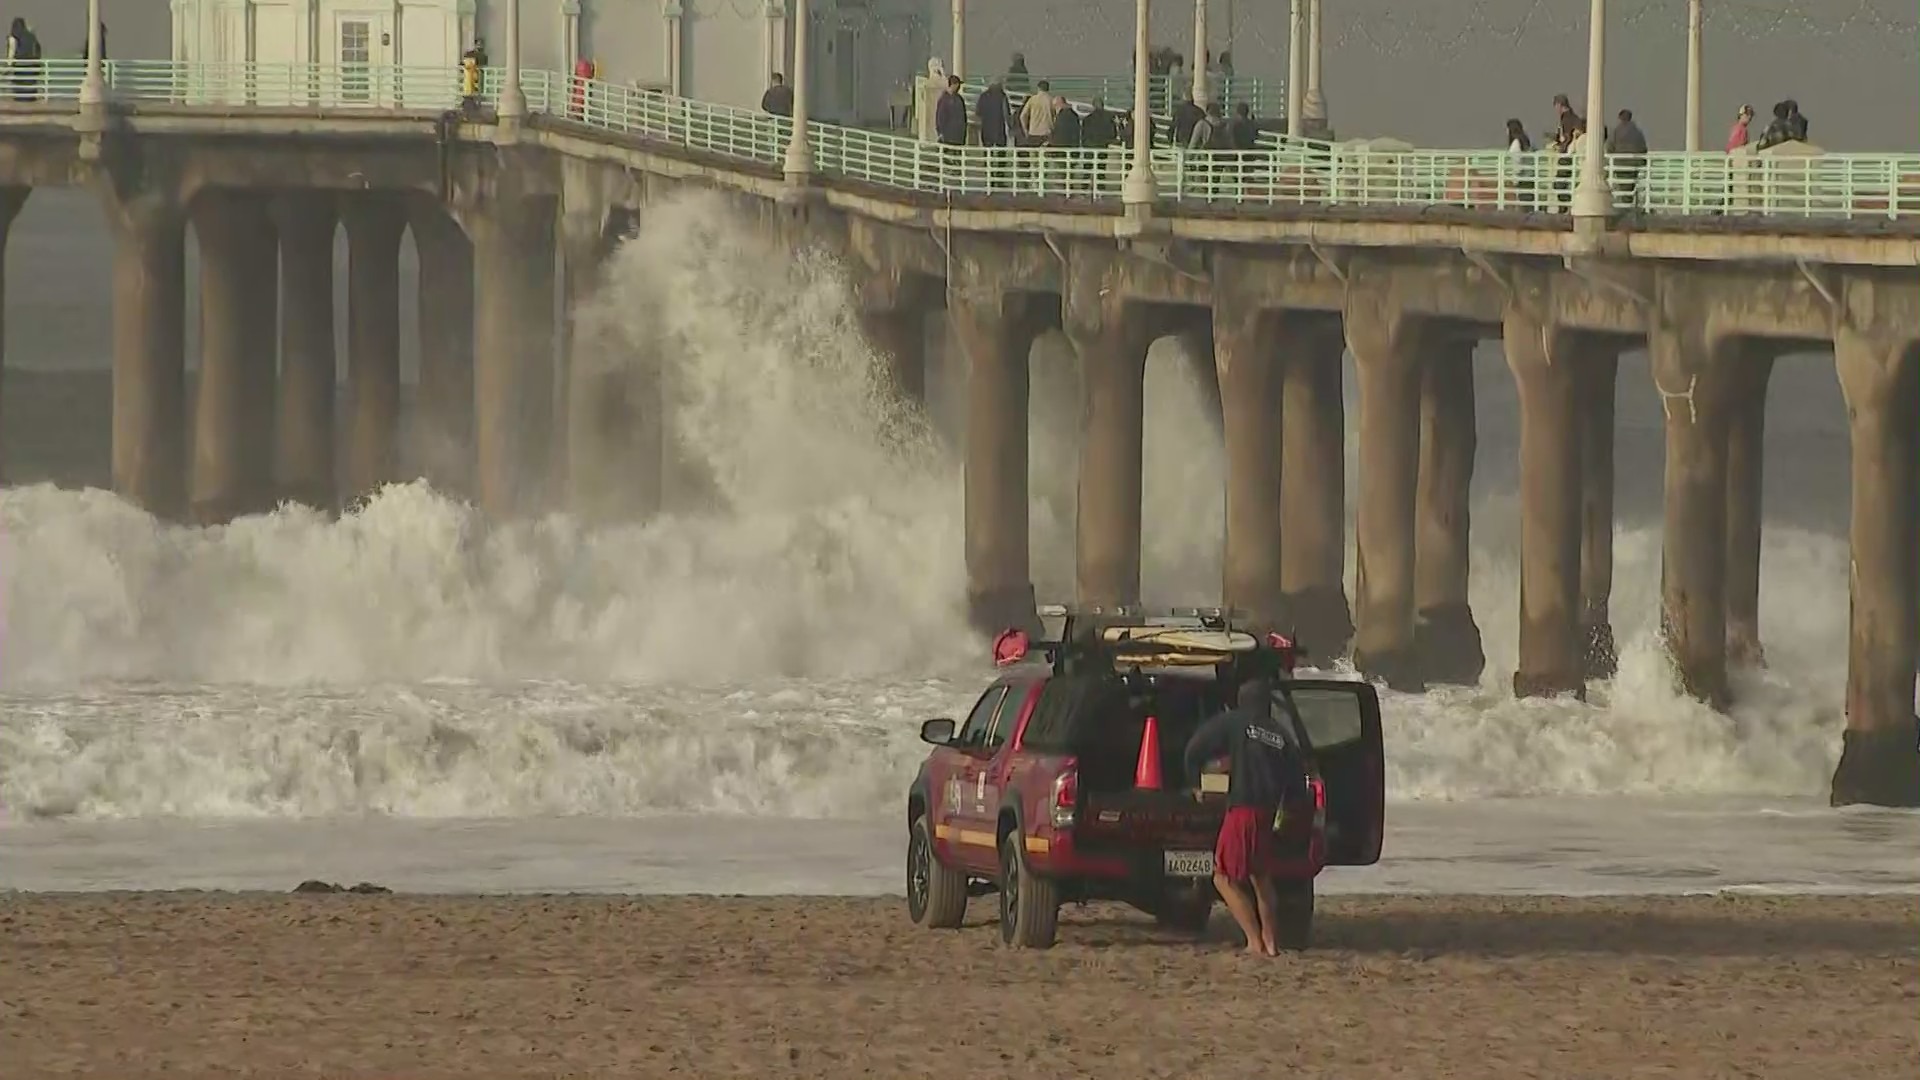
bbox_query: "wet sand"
[2,893,1913,1079]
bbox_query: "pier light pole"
[79,0,105,107]
[1569,0,1613,219]
[951,0,966,79]
[1285,0,1303,138]
[784,0,815,178]
[1121,0,1156,207]
[1192,0,1210,107]
[1685,0,1703,151]
[500,0,527,120]
[1301,0,1326,129]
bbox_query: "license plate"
[1163,850,1214,877]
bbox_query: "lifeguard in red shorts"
[1183,676,1302,956]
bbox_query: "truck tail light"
[1050,768,1077,829]
[1308,774,1327,867]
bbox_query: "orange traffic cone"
[1134,715,1163,790]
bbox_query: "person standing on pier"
[760,72,793,117]
[1726,104,1754,151]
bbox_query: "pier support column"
[466,197,557,518]
[1652,324,1736,709]
[951,286,1048,633]
[0,187,27,484]
[191,191,279,525]
[1576,343,1619,680]
[1214,300,1284,629]
[1346,299,1425,691]
[1830,329,1919,807]
[1066,298,1159,609]
[105,193,187,520]
[1278,318,1352,656]
[342,196,407,506]
[861,306,928,408]
[412,206,475,498]
[1181,323,1224,433]
[270,194,338,513]
[1413,335,1484,686]
[1724,347,1775,670]
[1504,312,1586,699]
[562,208,654,522]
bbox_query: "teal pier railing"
[0,60,1911,221]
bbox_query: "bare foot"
[1261,933,1278,956]
[1243,939,1264,955]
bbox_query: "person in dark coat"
[760,73,793,117]
[1170,91,1204,147]
[976,78,1014,147]
[1227,102,1259,149]
[1606,108,1648,204]
[1784,99,1808,142]
[934,74,968,146]
[1184,677,1306,956]
[1080,95,1120,147]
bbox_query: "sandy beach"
[2,892,1913,1078]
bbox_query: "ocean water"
[1,189,1914,896]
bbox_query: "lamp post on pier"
[1569,0,1613,221]
[1685,0,1703,151]
[500,0,527,121]
[1121,0,1156,208]
[79,0,105,109]
[784,0,815,179]
[1192,0,1211,108]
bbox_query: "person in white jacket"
[1018,80,1059,146]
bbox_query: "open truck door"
[1277,679,1385,866]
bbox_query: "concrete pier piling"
[191,191,279,525]
[0,187,27,484]
[1576,344,1619,680]
[1214,303,1285,630]
[1278,318,1353,657]
[1504,313,1586,699]
[1413,334,1484,686]
[1346,302,1426,691]
[343,196,407,508]
[1724,347,1776,670]
[1830,328,1920,808]
[951,287,1048,634]
[271,194,338,513]
[106,193,188,521]
[1651,325,1734,710]
[1068,296,1160,609]
[468,197,557,519]
[412,207,476,500]
[860,306,929,408]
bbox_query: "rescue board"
[1098,627,1259,653]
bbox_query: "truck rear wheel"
[1271,877,1315,951]
[907,814,967,929]
[1154,880,1215,935]
[997,833,1060,949]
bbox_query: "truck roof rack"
[1035,604,1249,620]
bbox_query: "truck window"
[983,683,1028,750]
[1288,685,1365,750]
[957,687,1008,749]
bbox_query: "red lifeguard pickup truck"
[905,606,1385,950]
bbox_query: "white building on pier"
[169,0,933,123]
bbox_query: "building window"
[341,20,371,101]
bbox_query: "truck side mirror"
[920,718,957,745]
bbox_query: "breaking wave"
[0,192,1860,820]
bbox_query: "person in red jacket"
[571,57,595,119]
